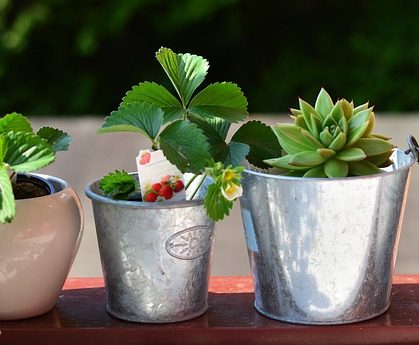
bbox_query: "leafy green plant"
[0,113,71,223]
[264,88,394,177]
[98,47,281,221]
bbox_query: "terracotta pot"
[0,174,84,320]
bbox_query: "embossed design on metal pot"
[166,226,213,260]
[85,174,215,323]
[240,148,416,325]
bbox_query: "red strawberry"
[174,180,184,192]
[159,184,173,200]
[145,192,157,202]
[151,183,162,193]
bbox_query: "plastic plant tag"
[136,149,186,202]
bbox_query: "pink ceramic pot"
[0,174,83,320]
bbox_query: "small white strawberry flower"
[221,182,243,201]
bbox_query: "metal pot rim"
[85,179,205,209]
[244,148,416,181]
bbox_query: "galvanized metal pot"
[85,175,215,323]
[240,149,416,325]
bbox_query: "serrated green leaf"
[329,132,347,151]
[204,183,233,222]
[98,102,164,140]
[122,82,183,123]
[264,155,312,170]
[335,148,366,161]
[273,124,320,154]
[324,159,348,178]
[189,82,248,123]
[345,122,369,147]
[156,47,209,106]
[224,142,249,167]
[231,120,282,169]
[351,138,394,157]
[289,150,327,167]
[159,120,211,174]
[0,113,32,134]
[205,117,231,140]
[99,170,137,200]
[315,88,334,119]
[303,165,327,178]
[349,160,381,176]
[4,132,55,173]
[0,165,15,223]
[37,127,71,152]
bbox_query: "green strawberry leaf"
[205,117,231,140]
[0,113,32,134]
[156,47,209,106]
[232,120,282,168]
[98,102,164,141]
[37,127,71,152]
[224,142,249,167]
[0,164,15,223]
[324,159,348,178]
[189,82,248,123]
[4,132,55,173]
[159,120,211,174]
[204,183,233,222]
[122,81,183,123]
[315,88,334,119]
[99,170,137,200]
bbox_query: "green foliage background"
[1,0,418,115]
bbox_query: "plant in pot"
[0,113,83,320]
[239,88,417,324]
[85,47,281,323]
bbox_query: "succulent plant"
[264,88,394,178]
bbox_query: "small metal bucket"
[85,175,215,323]
[240,146,417,324]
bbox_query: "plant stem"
[189,173,207,200]
[185,173,199,190]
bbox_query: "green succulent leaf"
[224,142,250,167]
[330,101,345,122]
[329,132,347,151]
[0,113,32,134]
[156,47,209,106]
[303,165,327,178]
[348,108,372,131]
[367,151,393,167]
[301,129,324,148]
[293,114,309,130]
[37,127,71,152]
[341,99,353,119]
[290,108,302,116]
[0,164,15,223]
[231,121,282,169]
[315,88,334,118]
[318,148,336,159]
[338,116,349,135]
[289,150,327,167]
[4,132,55,173]
[320,128,333,147]
[299,98,318,132]
[324,159,348,178]
[273,124,320,154]
[349,160,381,176]
[159,120,211,174]
[353,102,369,114]
[264,155,311,170]
[98,102,164,141]
[310,113,322,138]
[122,82,183,123]
[204,183,233,222]
[351,138,394,157]
[99,170,137,200]
[345,122,369,147]
[335,148,366,161]
[189,82,248,123]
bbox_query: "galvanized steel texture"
[85,178,215,323]
[240,149,416,324]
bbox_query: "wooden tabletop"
[1,275,419,345]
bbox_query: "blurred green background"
[1,0,418,116]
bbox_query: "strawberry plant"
[0,113,71,223]
[98,47,281,221]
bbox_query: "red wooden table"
[1,276,419,345]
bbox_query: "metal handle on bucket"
[406,135,419,163]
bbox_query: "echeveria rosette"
[0,113,71,223]
[264,88,394,178]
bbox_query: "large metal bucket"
[240,148,416,324]
[85,175,215,323]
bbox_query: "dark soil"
[13,181,50,200]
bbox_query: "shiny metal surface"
[240,149,415,324]
[85,176,215,323]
